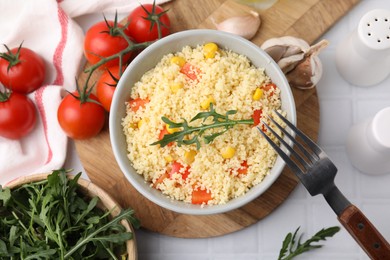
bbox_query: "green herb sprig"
[278,226,341,260]
[151,104,254,149]
[0,169,140,260]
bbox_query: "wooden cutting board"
[75,0,360,238]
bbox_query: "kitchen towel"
[0,0,170,185]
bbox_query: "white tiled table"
[67,0,390,258]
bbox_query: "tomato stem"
[140,0,169,40]
[0,42,23,71]
[83,31,151,75]
[0,87,11,102]
[105,68,120,87]
[101,12,124,37]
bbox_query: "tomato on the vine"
[57,92,105,140]
[0,44,45,94]
[125,4,170,43]
[96,66,124,112]
[84,19,133,68]
[0,91,37,139]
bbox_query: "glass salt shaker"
[346,107,390,175]
[336,9,390,86]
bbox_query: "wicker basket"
[6,173,137,260]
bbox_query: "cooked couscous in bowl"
[110,30,296,215]
[123,44,285,204]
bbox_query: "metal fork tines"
[258,110,390,259]
[258,110,351,216]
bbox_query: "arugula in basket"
[0,169,140,260]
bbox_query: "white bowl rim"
[110,29,296,215]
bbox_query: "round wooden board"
[71,0,350,238]
[75,85,319,238]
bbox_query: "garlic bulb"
[213,10,261,40]
[261,36,329,89]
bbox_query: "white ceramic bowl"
[110,29,296,215]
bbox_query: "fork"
[258,110,390,259]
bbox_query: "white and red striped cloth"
[0,0,170,185]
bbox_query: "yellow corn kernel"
[252,88,263,101]
[221,146,236,159]
[166,124,180,134]
[164,155,174,163]
[200,96,216,110]
[170,82,184,93]
[184,150,197,164]
[137,119,145,129]
[170,56,186,67]
[203,42,219,58]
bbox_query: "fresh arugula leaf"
[151,103,254,149]
[0,169,139,260]
[24,249,57,260]
[0,186,11,207]
[0,239,8,255]
[91,232,133,243]
[278,230,292,259]
[278,226,341,260]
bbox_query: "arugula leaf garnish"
[278,226,340,260]
[151,103,254,149]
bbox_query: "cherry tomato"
[261,83,277,97]
[0,46,45,94]
[129,97,149,112]
[57,92,105,140]
[253,109,267,132]
[253,109,262,126]
[180,63,200,81]
[169,161,190,181]
[0,92,36,139]
[125,4,170,43]
[237,161,248,175]
[153,172,169,189]
[158,127,173,147]
[96,66,125,112]
[84,20,133,68]
[191,189,212,205]
[229,161,248,176]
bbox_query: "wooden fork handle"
[338,204,390,259]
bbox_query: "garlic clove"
[310,56,324,88]
[261,36,310,73]
[277,53,305,73]
[283,45,305,57]
[286,55,324,89]
[263,45,288,62]
[287,40,328,89]
[286,56,319,89]
[286,40,329,89]
[213,10,261,40]
[261,36,329,89]
[304,39,329,58]
[261,36,310,53]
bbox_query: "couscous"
[122,43,285,205]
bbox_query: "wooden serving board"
[75,0,360,238]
